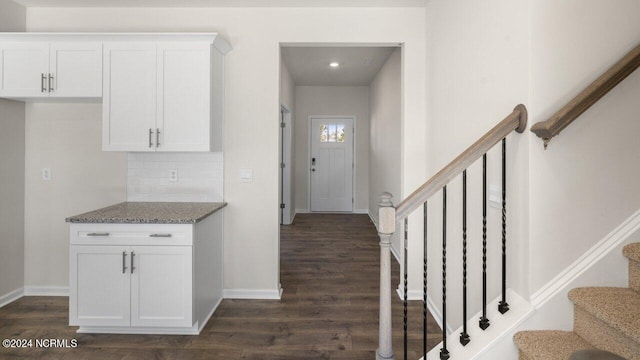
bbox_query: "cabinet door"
[50,43,102,98]
[102,43,157,151]
[157,43,211,152]
[0,43,49,97]
[130,246,193,327]
[69,246,131,327]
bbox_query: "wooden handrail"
[531,43,640,148]
[395,104,527,221]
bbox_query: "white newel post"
[377,192,396,360]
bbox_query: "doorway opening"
[278,43,403,296]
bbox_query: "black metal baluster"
[423,202,428,359]
[498,138,510,314]
[403,217,408,360]
[460,170,470,346]
[440,186,450,360]
[479,154,490,330]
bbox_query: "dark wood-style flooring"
[0,214,441,359]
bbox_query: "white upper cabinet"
[50,43,103,97]
[0,42,102,99]
[158,43,211,152]
[0,33,230,152]
[102,43,158,152]
[103,40,226,152]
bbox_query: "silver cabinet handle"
[122,251,128,274]
[41,74,46,92]
[149,128,153,148]
[48,73,54,92]
[87,232,110,237]
[149,234,172,238]
[156,128,160,147]
[131,251,136,274]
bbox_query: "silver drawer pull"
[87,232,110,237]
[122,251,128,274]
[131,251,135,274]
[149,233,172,238]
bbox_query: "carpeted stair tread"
[568,287,640,343]
[514,331,594,360]
[624,243,640,262]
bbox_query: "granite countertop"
[65,202,226,224]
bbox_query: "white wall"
[369,48,402,254]
[422,0,640,342]
[24,104,126,289]
[423,0,530,329]
[25,7,427,295]
[0,0,26,303]
[294,86,370,213]
[528,0,640,292]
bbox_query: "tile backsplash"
[127,152,223,202]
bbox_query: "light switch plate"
[239,168,253,182]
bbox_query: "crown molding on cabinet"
[0,32,232,54]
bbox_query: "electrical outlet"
[169,169,179,182]
[42,167,51,181]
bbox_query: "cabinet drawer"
[70,223,193,246]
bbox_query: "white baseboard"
[531,208,640,307]
[0,288,24,308]
[295,208,370,215]
[390,245,400,263]
[223,287,283,300]
[396,285,453,335]
[77,325,200,335]
[368,210,378,228]
[23,286,69,296]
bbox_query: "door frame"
[307,115,356,213]
[279,105,293,225]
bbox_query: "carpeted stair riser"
[519,351,532,360]
[629,259,640,293]
[514,331,594,360]
[624,243,640,293]
[573,306,640,360]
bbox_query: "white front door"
[310,117,354,212]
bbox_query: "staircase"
[514,242,640,360]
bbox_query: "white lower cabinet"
[71,246,131,327]
[69,213,223,335]
[130,246,192,328]
[70,245,192,328]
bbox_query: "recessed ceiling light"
[329,62,340,68]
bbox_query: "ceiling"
[281,46,396,86]
[11,0,426,7]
